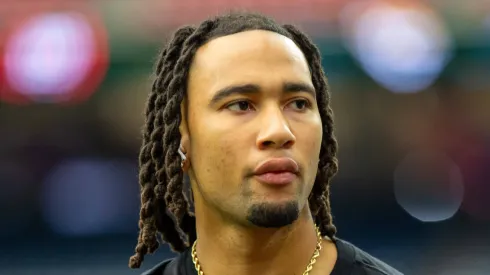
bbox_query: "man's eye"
[226,100,254,112]
[287,99,311,111]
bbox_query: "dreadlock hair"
[129,11,339,269]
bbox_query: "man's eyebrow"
[283,82,316,98]
[208,82,316,106]
[209,84,261,106]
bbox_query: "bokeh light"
[394,149,464,222]
[340,0,453,93]
[1,10,109,104]
[485,13,490,31]
[41,159,138,236]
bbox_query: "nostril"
[283,140,294,148]
[262,141,274,147]
[260,139,295,149]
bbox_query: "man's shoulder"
[140,247,192,275]
[140,255,180,275]
[140,239,403,275]
[333,238,404,275]
[140,258,172,275]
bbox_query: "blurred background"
[1,0,489,274]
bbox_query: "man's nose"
[256,108,296,150]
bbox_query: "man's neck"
[193,207,320,275]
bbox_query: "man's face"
[183,30,322,228]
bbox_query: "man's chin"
[246,200,299,228]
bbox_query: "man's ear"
[179,97,190,155]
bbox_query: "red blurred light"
[0,3,109,105]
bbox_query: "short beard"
[246,201,299,228]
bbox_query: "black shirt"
[142,238,403,275]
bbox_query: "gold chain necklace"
[191,226,323,275]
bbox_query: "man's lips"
[253,158,299,185]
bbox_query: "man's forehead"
[186,30,313,104]
[192,30,307,71]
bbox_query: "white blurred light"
[4,12,96,100]
[340,2,453,93]
[41,159,138,236]
[394,150,464,222]
[485,14,490,30]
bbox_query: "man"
[129,12,403,275]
